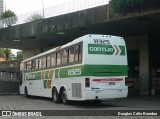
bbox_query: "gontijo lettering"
[88,44,126,55]
[89,46,114,52]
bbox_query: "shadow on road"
[23,95,120,108]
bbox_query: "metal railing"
[0,0,109,28]
[0,72,19,82]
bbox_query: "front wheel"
[93,100,102,104]
[24,87,30,98]
[61,88,69,104]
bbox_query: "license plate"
[109,82,115,85]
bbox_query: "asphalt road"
[0,94,160,119]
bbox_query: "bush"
[110,0,160,14]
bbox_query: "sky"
[4,0,109,55]
[4,0,75,55]
[4,0,75,15]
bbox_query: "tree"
[17,50,23,60]
[3,48,12,60]
[0,48,5,58]
[26,13,43,22]
[110,0,160,14]
[0,9,17,26]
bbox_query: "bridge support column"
[23,48,41,59]
[139,35,150,95]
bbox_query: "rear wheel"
[52,88,60,103]
[61,88,69,104]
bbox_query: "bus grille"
[72,83,82,98]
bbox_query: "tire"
[52,88,60,103]
[61,88,69,104]
[24,87,30,98]
[93,100,102,104]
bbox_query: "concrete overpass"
[0,3,159,50]
[0,2,160,96]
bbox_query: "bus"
[19,34,128,104]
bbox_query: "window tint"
[42,56,46,68]
[39,58,42,69]
[35,59,39,69]
[47,55,51,68]
[27,61,32,71]
[23,43,82,71]
[62,49,68,64]
[56,52,61,65]
[69,47,74,63]
[75,44,82,62]
[51,53,56,66]
[32,60,36,70]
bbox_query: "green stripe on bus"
[43,80,47,89]
[119,46,126,55]
[26,70,51,80]
[26,65,127,80]
[55,65,127,78]
[26,72,41,80]
[45,70,49,79]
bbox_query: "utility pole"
[42,0,44,18]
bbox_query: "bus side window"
[62,49,68,64]
[47,55,51,68]
[39,58,42,69]
[32,60,36,70]
[36,59,39,69]
[51,53,56,66]
[42,56,46,68]
[75,44,82,62]
[27,61,32,71]
[56,52,61,65]
[69,47,74,63]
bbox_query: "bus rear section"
[82,34,128,100]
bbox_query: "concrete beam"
[139,35,150,95]
[0,4,160,49]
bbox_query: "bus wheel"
[93,100,102,104]
[24,87,30,98]
[52,88,60,103]
[61,88,69,104]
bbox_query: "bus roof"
[22,34,123,62]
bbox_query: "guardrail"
[0,0,109,28]
[0,72,19,82]
[0,60,21,82]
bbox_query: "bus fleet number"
[68,68,81,76]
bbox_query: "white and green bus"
[19,34,128,104]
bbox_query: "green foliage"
[0,48,5,58]
[0,9,16,19]
[17,51,23,60]
[26,13,43,22]
[110,0,160,14]
[3,48,12,60]
[0,9,17,26]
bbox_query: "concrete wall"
[23,48,41,59]
[125,35,150,95]
[23,46,55,59]
[0,81,19,93]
